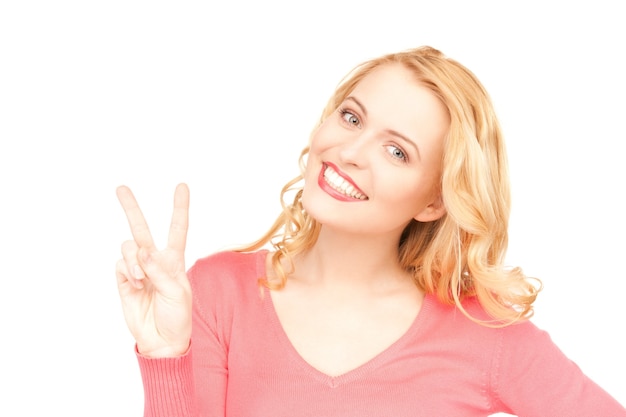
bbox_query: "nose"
[338,131,371,168]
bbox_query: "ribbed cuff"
[136,345,196,417]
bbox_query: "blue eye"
[386,145,407,161]
[339,108,361,127]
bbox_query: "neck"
[292,226,411,291]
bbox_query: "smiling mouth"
[322,164,368,200]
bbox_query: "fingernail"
[133,265,145,279]
[139,248,152,264]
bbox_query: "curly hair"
[240,46,541,326]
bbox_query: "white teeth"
[323,166,368,200]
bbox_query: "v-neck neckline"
[255,250,433,388]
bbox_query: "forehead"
[350,63,432,105]
[348,63,450,142]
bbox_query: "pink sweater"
[137,250,625,416]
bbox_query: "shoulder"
[187,249,268,300]
[190,250,267,276]
[423,295,545,349]
[432,296,560,371]
[423,296,556,377]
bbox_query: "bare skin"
[116,182,421,372]
[115,65,448,373]
[269,63,448,376]
[116,183,422,375]
[116,183,192,358]
[268,233,424,377]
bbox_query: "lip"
[317,162,368,202]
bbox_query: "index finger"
[167,183,190,253]
[116,185,156,249]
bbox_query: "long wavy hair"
[239,46,541,326]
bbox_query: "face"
[301,63,450,237]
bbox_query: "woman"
[116,46,626,416]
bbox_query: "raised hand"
[115,183,192,358]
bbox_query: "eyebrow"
[345,96,422,161]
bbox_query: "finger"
[167,183,190,253]
[121,240,145,280]
[116,258,144,290]
[136,247,178,289]
[116,185,156,249]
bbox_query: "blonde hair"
[240,46,541,326]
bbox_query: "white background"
[1,1,624,416]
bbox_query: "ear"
[413,194,446,222]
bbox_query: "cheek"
[300,163,323,215]
[309,136,324,156]
[302,148,322,191]
[308,120,340,154]
[376,171,437,207]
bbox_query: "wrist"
[136,340,190,358]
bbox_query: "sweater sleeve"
[491,321,626,416]
[137,346,197,417]
[136,254,233,417]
